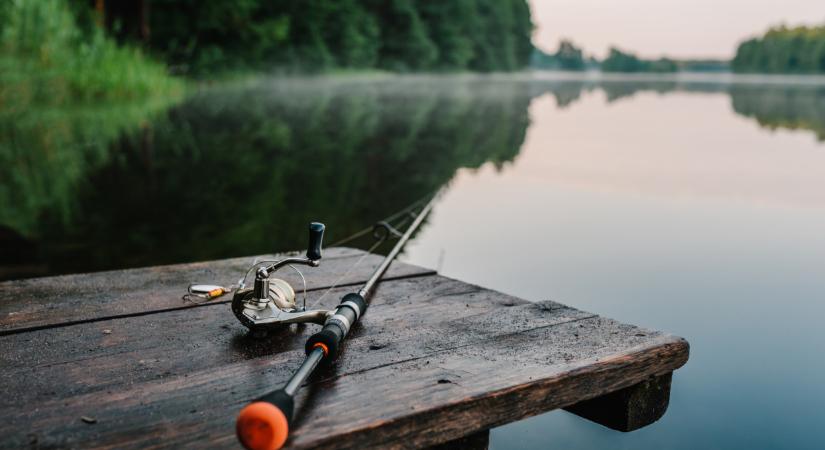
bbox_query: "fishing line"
[305,237,384,310]
[327,192,433,247]
[306,206,419,309]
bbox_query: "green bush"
[0,0,182,106]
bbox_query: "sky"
[529,0,825,59]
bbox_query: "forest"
[733,25,825,73]
[102,0,534,75]
[0,0,534,105]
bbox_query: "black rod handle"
[305,293,367,361]
[306,222,325,261]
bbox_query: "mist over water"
[3,73,825,448]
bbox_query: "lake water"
[3,72,825,449]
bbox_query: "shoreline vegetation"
[3,0,825,104]
[531,42,730,73]
[1,0,534,105]
[0,0,182,107]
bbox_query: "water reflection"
[530,76,825,141]
[2,74,825,279]
[1,77,531,277]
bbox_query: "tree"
[324,0,380,67]
[555,40,585,70]
[601,47,645,72]
[416,1,476,69]
[366,0,438,71]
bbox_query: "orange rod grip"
[236,402,289,450]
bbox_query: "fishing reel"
[231,223,332,332]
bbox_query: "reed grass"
[0,0,182,108]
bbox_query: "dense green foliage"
[143,0,533,74]
[733,25,825,73]
[601,47,677,73]
[0,0,181,105]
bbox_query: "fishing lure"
[183,284,230,303]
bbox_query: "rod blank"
[236,191,441,450]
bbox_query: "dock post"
[564,373,673,432]
[426,430,489,450]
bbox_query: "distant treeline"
[539,24,825,75]
[531,40,729,73]
[95,0,533,75]
[601,48,678,73]
[733,25,825,73]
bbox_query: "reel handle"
[236,389,294,450]
[306,222,325,261]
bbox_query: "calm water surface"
[3,73,825,449]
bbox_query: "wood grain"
[0,247,434,335]
[0,249,690,449]
[0,275,528,409]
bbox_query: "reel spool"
[264,278,297,311]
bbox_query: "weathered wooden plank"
[0,282,688,449]
[565,372,673,431]
[0,247,434,335]
[1,329,686,449]
[0,275,528,409]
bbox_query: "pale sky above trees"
[529,0,824,59]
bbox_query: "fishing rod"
[234,192,440,450]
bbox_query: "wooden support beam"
[427,430,489,450]
[564,372,673,432]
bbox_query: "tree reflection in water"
[3,75,825,279]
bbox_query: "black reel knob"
[306,222,325,261]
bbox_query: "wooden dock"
[0,247,689,449]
